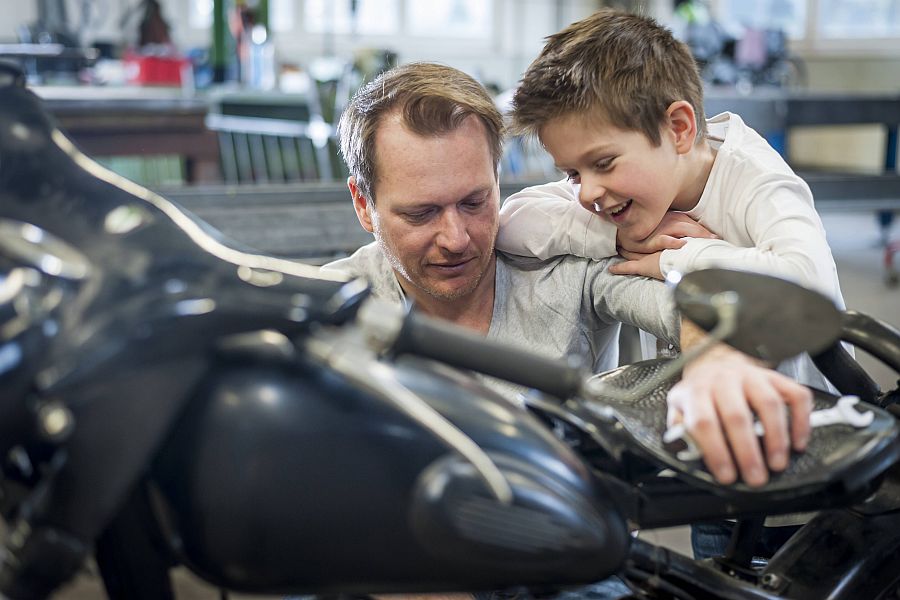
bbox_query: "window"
[717,0,806,39]
[817,0,900,39]
[713,0,900,53]
[190,0,294,32]
[408,0,493,38]
[303,0,400,35]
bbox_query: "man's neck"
[398,258,497,335]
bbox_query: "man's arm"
[670,320,813,486]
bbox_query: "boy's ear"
[665,101,698,154]
[348,176,375,233]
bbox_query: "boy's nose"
[576,179,606,213]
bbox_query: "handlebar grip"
[392,310,585,399]
[841,311,900,374]
[813,343,881,403]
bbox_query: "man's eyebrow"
[391,186,492,212]
[460,186,492,200]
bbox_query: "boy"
[500,8,845,392]
[499,8,844,559]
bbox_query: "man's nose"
[435,210,470,253]
[577,176,606,213]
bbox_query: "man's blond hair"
[511,8,706,145]
[338,62,504,202]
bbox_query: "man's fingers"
[714,379,769,487]
[670,383,737,484]
[770,374,813,451]
[744,377,790,472]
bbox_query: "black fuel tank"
[150,349,629,595]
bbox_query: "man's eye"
[404,210,433,223]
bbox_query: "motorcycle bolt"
[761,573,781,590]
[37,402,75,442]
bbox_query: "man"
[325,61,812,492]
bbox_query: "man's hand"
[671,322,813,487]
[616,212,718,254]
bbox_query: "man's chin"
[415,276,481,302]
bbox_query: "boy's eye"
[595,158,614,171]
[564,171,580,184]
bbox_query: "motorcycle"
[1,61,900,600]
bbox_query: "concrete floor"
[16,211,900,598]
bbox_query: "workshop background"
[1,1,899,597]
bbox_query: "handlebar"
[841,311,900,375]
[358,299,586,400]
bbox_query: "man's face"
[352,113,500,302]
[540,112,682,242]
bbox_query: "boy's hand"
[616,212,718,254]
[670,323,813,486]
[609,249,664,279]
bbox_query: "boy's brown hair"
[510,8,706,145]
[338,62,504,203]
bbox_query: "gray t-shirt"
[322,243,679,401]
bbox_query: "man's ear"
[665,101,698,154]
[348,176,375,233]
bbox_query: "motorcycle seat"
[569,359,900,506]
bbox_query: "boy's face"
[540,112,684,242]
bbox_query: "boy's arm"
[498,179,618,260]
[672,320,813,486]
[658,181,839,297]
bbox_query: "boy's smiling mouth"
[605,199,633,221]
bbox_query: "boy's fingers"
[669,222,719,240]
[608,260,641,275]
[610,258,661,279]
[618,234,686,253]
[647,235,687,252]
[617,249,644,261]
[653,212,719,241]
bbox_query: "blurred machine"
[9,0,98,83]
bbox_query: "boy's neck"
[671,140,717,212]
